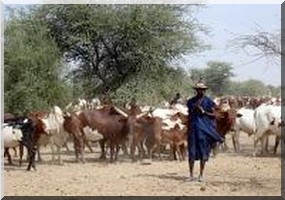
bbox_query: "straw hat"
[192,77,208,90]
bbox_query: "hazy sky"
[180,4,281,86]
[4,4,281,86]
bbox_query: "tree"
[229,79,268,97]
[189,61,234,96]
[267,84,281,97]
[4,8,72,115]
[111,66,193,105]
[232,27,282,63]
[32,5,207,97]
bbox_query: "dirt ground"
[3,132,281,196]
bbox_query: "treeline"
[189,62,281,98]
[4,5,280,115]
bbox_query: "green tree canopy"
[33,4,207,97]
[190,61,234,96]
[4,8,72,115]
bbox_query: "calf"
[161,124,187,161]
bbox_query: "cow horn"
[63,111,71,118]
[136,111,149,119]
[113,106,128,118]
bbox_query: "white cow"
[40,106,70,164]
[171,103,188,116]
[253,104,282,156]
[3,124,23,148]
[231,107,257,152]
[151,108,178,119]
[3,124,23,164]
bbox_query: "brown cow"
[28,111,49,162]
[77,106,130,162]
[133,116,163,160]
[212,104,240,154]
[114,104,159,161]
[161,124,187,161]
[62,113,85,163]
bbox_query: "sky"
[3,4,282,86]
[180,4,281,86]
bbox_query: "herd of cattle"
[3,95,284,171]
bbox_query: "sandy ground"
[3,132,281,196]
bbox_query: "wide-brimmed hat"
[192,77,208,90]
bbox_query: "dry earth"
[3,132,281,196]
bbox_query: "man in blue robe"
[186,78,223,182]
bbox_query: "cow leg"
[31,146,37,171]
[37,145,42,162]
[180,143,186,161]
[138,147,143,159]
[73,140,79,162]
[139,142,147,159]
[175,144,182,161]
[212,143,219,158]
[4,147,7,158]
[49,141,55,164]
[115,143,120,161]
[172,144,178,160]
[74,141,84,163]
[157,143,162,160]
[221,140,229,151]
[130,144,136,161]
[80,137,86,163]
[253,130,263,157]
[264,136,269,154]
[56,145,63,165]
[26,146,37,171]
[75,133,85,163]
[5,148,13,165]
[84,140,94,153]
[274,135,280,154]
[148,143,159,160]
[19,144,24,167]
[140,141,147,158]
[260,135,269,156]
[109,142,115,163]
[232,133,237,152]
[232,131,240,152]
[99,139,106,160]
[63,142,71,152]
[121,142,129,156]
[13,147,18,157]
